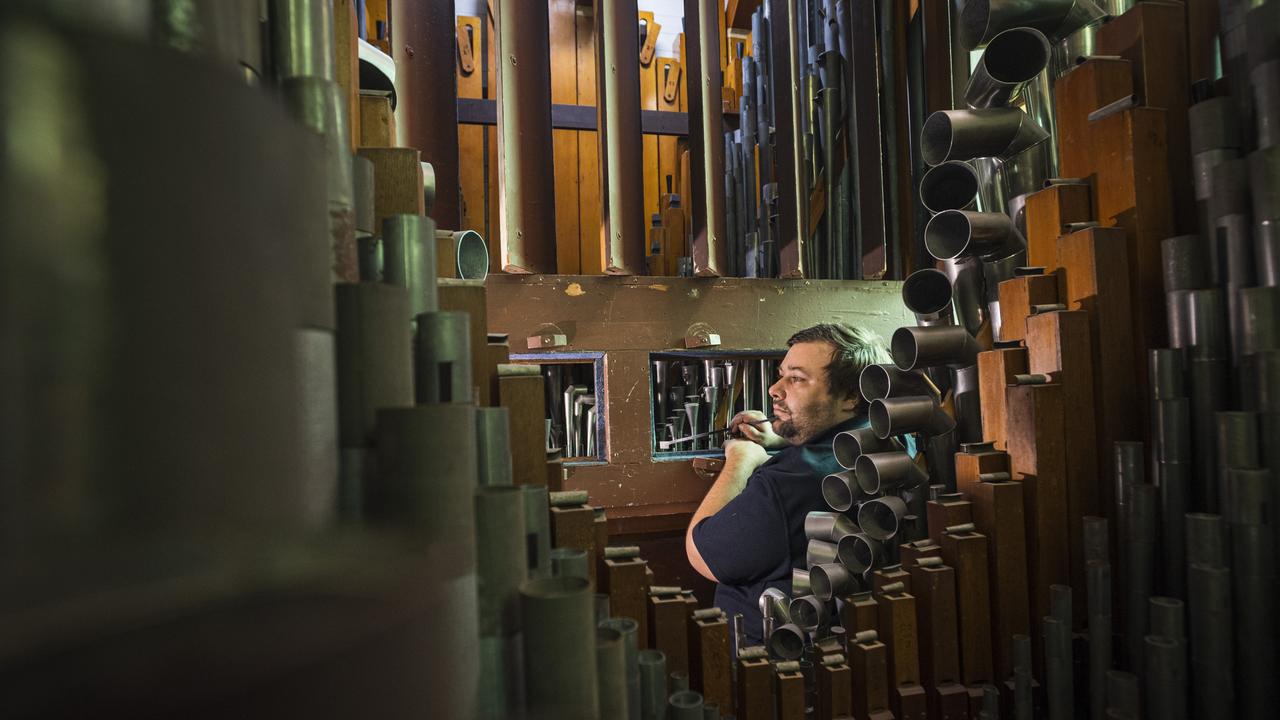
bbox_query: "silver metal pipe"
[956,0,1101,50]
[964,27,1052,108]
[550,547,590,581]
[805,510,858,543]
[475,407,513,487]
[414,311,472,405]
[1126,483,1157,673]
[270,0,335,80]
[820,470,861,512]
[902,269,957,326]
[869,396,957,439]
[597,626,629,719]
[522,485,553,579]
[925,209,1026,262]
[1143,635,1187,720]
[382,214,438,316]
[435,229,490,281]
[639,648,668,720]
[921,108,1050,166]
[856,496,909,541]
[1254,59,1280,149]
[854,451,930,494]
[836,532,884,575]
[792,568,812,597]
[919,161,980,213]
[810,562,856,601]
[942,255,987,336]
[769,623,806,659]
[335,283,414,447]
[476,486,528,637]
[1044,614,1073,720]
[668,689,704,719]
[859,364,937,402]
[832,427,902,469]
[1185,512,1227,567]
[891,325,982,371]
[806,539,839,568]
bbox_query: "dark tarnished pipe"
[921,108,1050,166]
[496,0,557,273]
[942,255,988,336]
[522,485,552,579]
[1126,483,1156,672]
[901,269,957,326]
[925,209,1026,262]
[769,623,806,659]
[475,407,513,487]
[868,396,957,439]
[964,27,1051,109]
[920,160,980,213]
[639,648,668,720]
[1105,669,1140,719]
[1087,560,1111,720]
[382,214,439,316]
[1161,234,1210,293]
[1227,467,1278,718]
[859,364,938,401]
[476,486,527,637]
[832,426,902,469]
[270,0,334,80]
[953,364,983,443]
[413,311,472,405]
[1254,59,1280,149]
[1143,635,1187,720]
[855,451,930,494]
[1186,562,1234,720]
[668,689,704,719]
[597,626,629,718]
[821,470,862,512]
[1150,348,1186,401]
[684,0,728,276]
[957,0,1102,50]
[1156,402,1191,599]
[551,547,590,581]
[1044,613,1073,720]
[520,579,598,714]
[789,594,830,630]
[811,562,856,601]
[1215,411,1259,515]
[1013,633,1033,720]
[805,510,858,543]
[857,495,909,541]
[891,325,982,371]
[1185,512,1227,567]
[807,538,840,568]
[782,0,810,277]
[837,532,884,575]
[335,283,413,447]
[1148,596,1185,641]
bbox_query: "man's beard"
[773,402,838,444]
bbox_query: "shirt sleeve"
[692,470,790,585]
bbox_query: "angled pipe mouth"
[805,510,859,543]
[860,364,938,403]
[942,256,987,337]
[436,229,490,280]
[855,451,931,494]
[792,568,812,597]
[958,0,1099,50]
[919,161,980,212]
[789,595,830,630]
[921,108,1050,166]
[892,325,982,371]
[810,562,855,601]
[806,538,839,568]
[759,587,791,623]
[965,27,1052,108]
[832,427,900,469]
[837,532,885,575]
[925,210,1026,262]
[902,268,956,326]
[768,623,806,660]
[857,496,908,541]
[869,396,957,440]
[821,470,860,511]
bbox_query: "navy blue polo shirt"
[691,413,867,647]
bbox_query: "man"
[685,323,891,648]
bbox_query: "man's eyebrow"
[778,364,810,376]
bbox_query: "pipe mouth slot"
[822,471,857,512]
[922,111,957,166]
[902,268,955,316]
[925,210,972,260]
[919,161,980,212]
[984,28,1051,84]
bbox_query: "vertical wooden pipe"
[684,0,728,276]
[596,0,645,274]
[495,0,557,273]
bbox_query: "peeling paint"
[688,288,700,298]
[565,282,585,297]
[648,284,670,292]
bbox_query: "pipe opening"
[769,625,805,659]
[855,454,883,495]
[958,0,992,50]
[833,432,861,469]
[922,112,957,166]
[924,210,972,260]
[790,597,822,628]
[984,28,1050,83]
[920,162,980,212]
[869,399,893,439]
[890,328,921,372]
[455,230,489,280]
[858,499,903,541]
[902,269,954,316]
[822,472,856,512]
[860,365,893,403]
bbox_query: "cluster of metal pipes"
[650,356,779,454]
[541,364,601,460]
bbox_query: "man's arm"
[685,439,769,582]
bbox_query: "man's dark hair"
[786,323,891,403]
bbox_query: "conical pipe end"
[821,470,859,512]
[857,496,908,541]
[806,538,840,568]
[860,364,939,403]
[788,595,829,630]
[891,325,982,371]
[964,27,1052,109]
[855,451,931,494]
[810,562,854,601]
[768,624,806,660]
[901,269,956,325]
[925,210,1024,262]
[920,161,981,212]
[832,427,896,469]
[921,108,1049,166]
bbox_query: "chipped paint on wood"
[565,282,585,296]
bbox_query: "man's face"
[768,341,851,445]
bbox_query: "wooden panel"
[550,0,582,274]
[873,566,913,595]
[639,11,660,228]
[356,147,423,227]
[997,274,1059,345]
[498,373,548,486]
[955,446,1010,496]
[851,639,894,719]
[817,662,853,720]
[839,592,880,635]
[926,497,972,545]
[438,280,491,406]
[1024,184,1092,269]
[977,347,1028,450]
[1056,226,1139,532]
[334,0,360,150]
[906,564,960,715]
[738,657,774,720]
[649,594,691,674]
[899,539,943,569]
[358,94,396,147]
[961,480,1028,680]
[456,17,487,239]
[877,590,922,717]
[776,669,806,720]
[941,530,995,685]
[1096,1,1194,235]
[575,7,603,274]
[657,58,682,200]
[1005,383,1070,670]
[603,557,650,648]
[1055,58,1134,182]
[1026,309,1097,629]
[690,614,733,710]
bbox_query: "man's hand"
[723,437,769,470]
[730,410,788,450]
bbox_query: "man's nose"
[768,379,783,401]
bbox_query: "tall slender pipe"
[684,0,728,276]
[596,0,645,275]
[783,0,810,277]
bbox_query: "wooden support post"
[1024,183,1093,269]
[955,444,1011,495]
[550,503,596,585]
[838,592,880,635]
[438,280,491,406]
[648,594,692,675]
[1056,226,1138,537]
[877,589,926,719]
[942,529,995,687]
[737,656,774,720]
[1026,309,1098,629]
[776,669,806,720]
[1005,383,1070,672]
[359,94,396,147]
[899,539,943,568]
[997,273,1060,345]
[497,369,546,486]
[977,347,1028,450]
[873,566,913,595]
[1055,58,1134,183]
[960,475,1029,681]
[690,613,733,711]
[357,147,425,228]
[926,496,973,545]
[603,557,650,648]
[817,661,854,720]
[907,563,964,720]
[851,638,895,720]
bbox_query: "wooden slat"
[639,11,660,229]
[776,670,806,720]
[498,373,547,486]
[738,657,774,720]
[1024,183,1092,269]
[657,58,682,201]
[941,530,995,686]
[926,497,972,545]
[906,564,960,719]
[358,94,396,147]
[1055,58,1134,182]
[997,274,1059,344]
[977,347,1029,450]
[649,594,692,674]
[961,478,1029,681]
[877,590,922,720]
[1026,309,1098,629]
[550,0,582,273]
[690,614,733,710]
[456,16,486,240]
[576,7,604,274]
[334,0,361,150]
